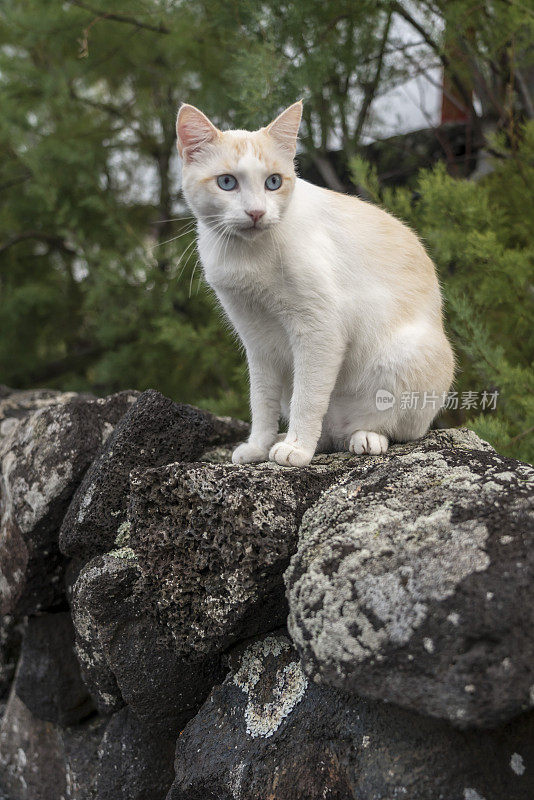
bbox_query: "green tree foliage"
[0,0,251,416]
[351,125,534,462]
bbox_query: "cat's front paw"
[349,430,389,455]
[232,441,269,464]
[269,440,314,467]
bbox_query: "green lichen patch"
[114,520,132,548]
[108,545,137,561]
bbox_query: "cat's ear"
[265,100,302,157]
[176,104,220,163]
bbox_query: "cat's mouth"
[235,224,269,238]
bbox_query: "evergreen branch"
[7,339,134,386]
[390,1,478,120]
[354,11,392,144]
[67,1,171,35]
[68,83,132,119]
[310,153,347,193]
[0,174,32,193]
[515,69,534,119]
[0,231,76,257]
[402,50,471,117]
[500,0,534,19]
[508,426,534,443]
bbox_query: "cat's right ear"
[176,104,220,163]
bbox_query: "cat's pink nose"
[246,209,265,225]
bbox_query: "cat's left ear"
[176,104,220,163]
[265,100,302,157]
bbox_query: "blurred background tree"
[0,1,532,457]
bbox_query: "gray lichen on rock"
[0,391,136,616]
[286,439,534,727]
[232,635,308,738]
[70,555,132,714]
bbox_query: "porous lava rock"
[59,389,249,562]
[286,435,534,728]
[0,390,138,615]
[15,612,93,726]
[167,631,534,800]
[128,456,348,658]
[70,553,224,724]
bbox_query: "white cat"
[176,101,454,467]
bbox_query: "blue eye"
[265,174,282,191]
[217,174,237,191]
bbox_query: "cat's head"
[176,102,302,239]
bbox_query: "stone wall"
[0,386,532,800]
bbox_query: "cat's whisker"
[174,238,198,282]
[152,216,194,224]
[205,222,231,255]
[150,226,197,250]
[150,214,226,250]
[188,259,199,298]
[176,241,197,269]
[181,239,199,278]
[181,236,198,259]
[154,213,220,223]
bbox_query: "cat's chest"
[210,269,288,326]
[199,236,286,299]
